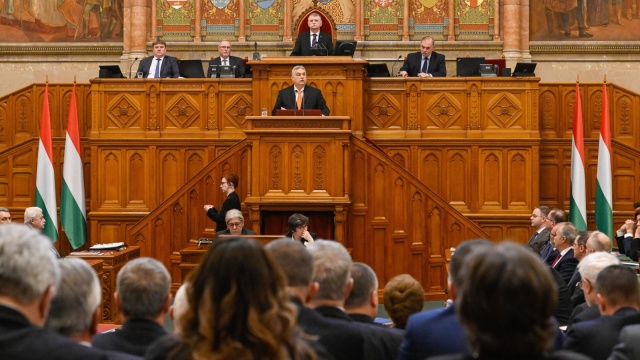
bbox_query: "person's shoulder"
[230,55,243,61]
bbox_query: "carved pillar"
[194,0,202,42]
[128,0,149,58]
[402,0,409,41]
[283,0,292,42]
[151,0,157,41]
[502,0,521,64]
[239,0,246,42]
[493,0,501,40]
[519,0,531,61]
[355,0,364,40]
[447,0,455,41]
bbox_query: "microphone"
[391,55,402,77]
[318,43,328,56]
[129,57,139,79]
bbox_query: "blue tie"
[154,58,161,78]
[421,57,429,73]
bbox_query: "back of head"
[449,239,494,288]
[264,238,314,287]
[0,224,59,306]
[345,262,378,309]
[595,265,640,308]
[307,240,352,301]
[182,237,302,359]
[47,258,101,336]
[587,231,613,252]
[548,209,568,224]
[383,274,424,329]
[457,242,556,357]
[577,251,620,283]
[116,257,171,320]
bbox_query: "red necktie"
[551,254,562,268]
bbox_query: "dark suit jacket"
[136,55,180,78]
[206,191,241,232]
[291,31,334,56]
[215,227,256,238]
[315,305,403,360]
[206,55,245,78]
[398,304,470,360]
[550,267,572,326]
[399,51,446,77]
[428,351,592,360]
[552,248,579,285]
[569,303,600,325]
[92,318,168,357]
[272,85,329,116]
[529,228,551,255]
[566,269,585,309]
[609,323,640,360]
[0,305,108,360]
[564,307,640,360]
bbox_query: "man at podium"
[272,65,330,116]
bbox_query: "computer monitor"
[178,60,205,78]
[365,63,390,77]
[455,57,485,77]
[335,40,357,57]
[209,65,218,78]
[484,58,506,76]
[512,63,537,77]
[219,65,235,78]
[98,65,125,78]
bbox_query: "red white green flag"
[595,82,613,239]
[35,83,58,241]
[570,83,587,231]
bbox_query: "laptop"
[456,57,485,77]
[512,63,537,77]
[208,64,218,78]
[365,63,391,77]
[98,65,125,78]
[479,64,498,77]
[275,109,322,116]
[177,60,205,78]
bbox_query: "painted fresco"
[247,0,281,41]
[530,0,640,40]
[365,0,404,40]
[157,0,194,41]
[0,0,123,42]
[456,0,493,40]
[410,0,448,40]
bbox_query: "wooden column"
[356,0,364,40]
[239,0,246,42]
[447,0,455,41]
[284,0,292,42]
[127,0,150,58]
[519,0,531,61]
[494,0,501,40]
[402,0,410,41]
[151,0,157,41]
[194,0,202,42]
[502,0,521,63]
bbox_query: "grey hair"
[0,207,9,212]
[291,65,306,76]
[46,258,101,336]
[24,206,42,224]
[307,240,352,301]
[578,252,620,283]
[0,224,60,304]
[588,231,613,252]
[345,262,378,308]
[116,257,171,319]
[225,209,244,224]
[558,222,578,246]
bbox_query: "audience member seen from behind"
[207,40,245,78]
[0,224,107,360]
[92,258,171,357]
[569,252,620,325]
[563,265,640,360]
[290,12,334,56]
[429,242,590,360]
[272,65,330,116]
[136,40,180,78]
[615,210,640,261]
[398,36,446,78]
[177,237,316,359]
[285,213,318,247]
[216,209,256,238]
[383,274,425,329]
[204,173,241,232]
[344,262,381,324]
[46,258,139,360]
[0,206,11,223]
[398,239,493,360]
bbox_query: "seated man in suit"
[290,12,333,56]
[272,65,330,116]
[0,206,11,224]
[0,224,107,360]
[216,209,256,238]
[92,258,171,357]
[136,40,180,78]
[398,36,446,78]
[206,40,245,78]
[549,222,580,285]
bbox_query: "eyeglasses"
[296,225,308,230]
[220,181,228,184]
[578,278,590,289]
[530,214,541,218]
[228,221,243,228]
[219,46,231,49]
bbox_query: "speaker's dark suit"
[206,55,245,78]
[564,307,640,360]
[136,56,180,78]
[291,31,334,56]
[272,85,330,116]
[398,51,446,77]
[0,305,108,360]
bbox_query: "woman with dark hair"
[178,237,316,360]
[284,213,317,247]
[204,173,241,232]
[430,242,589,360]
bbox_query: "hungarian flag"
[595,82,613,239]
[35,83,58,241]
[61,84,87,249]
[570,83,587,231]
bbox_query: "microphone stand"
[391,55,402,77]
[129,57,139,79]
[253,41,260,60]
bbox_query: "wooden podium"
[248,57,367,134]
